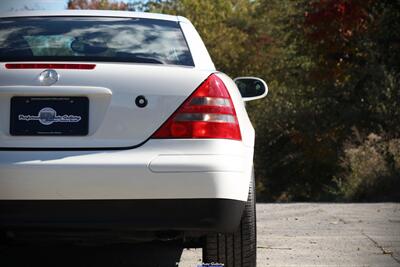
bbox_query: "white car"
[0,10,267,266]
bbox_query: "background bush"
[334,134,400,201]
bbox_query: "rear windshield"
[0,16,194,66]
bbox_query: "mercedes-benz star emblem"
[38,69,59,86]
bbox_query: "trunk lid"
[0,63,212,148]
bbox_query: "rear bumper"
[0,199,245,233]
[0,139,253,201]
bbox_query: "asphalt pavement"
[180,203,400,267]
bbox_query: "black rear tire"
[202,175,257,267]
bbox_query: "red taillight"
[151,74,242,140]
[5,63,96,70]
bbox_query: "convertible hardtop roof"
[0,10,190,23]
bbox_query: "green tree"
[251,0,400,201]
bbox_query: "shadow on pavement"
[0,242,183,267]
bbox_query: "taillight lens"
[151,74,241,140]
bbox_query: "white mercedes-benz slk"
[0,10,267,266]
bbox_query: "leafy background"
[68,0,400,202]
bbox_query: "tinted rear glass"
[0,17,194,66]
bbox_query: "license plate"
[10,96,89,136]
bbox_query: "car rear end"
[0,11,254,240]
